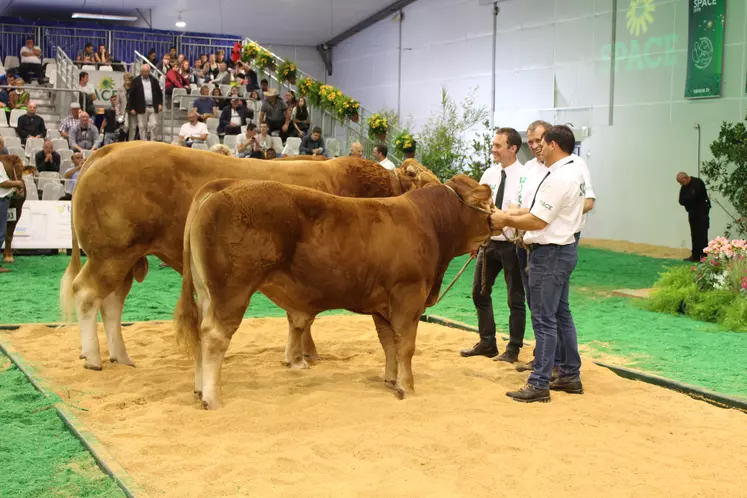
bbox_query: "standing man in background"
[677,172,711,262]
[460,127,526,362]
[128,64,163,142]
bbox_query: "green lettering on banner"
[598,35,679,74]
[685,0,726,98]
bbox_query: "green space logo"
[626,0,656,36]
[95,76,116,101]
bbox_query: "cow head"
[0,155,26,199]
[445,174,494,252]
[395,159,442,192]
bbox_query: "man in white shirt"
[373,144,395,170]
[178,111,209,147]
[77,71,96,116]
[460,127,526,362]
[19,38,43,83]
[491,125,586,403]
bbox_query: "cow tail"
[59,206,81,324]
[174,194,207,356]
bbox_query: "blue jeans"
[527,243,582,389]
[0,196,9,250]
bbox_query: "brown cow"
[59,141,440,371]
[272,154,327,162]
[1,155,28,265]
[174,175,493,409]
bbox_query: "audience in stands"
[373,144,395,170]
[257,122,273,152]
[227,86,243,106]
[157,53,171,73]
[60,152,84,200]
[76,43,94,63]
[35,140,60,173]
[299,126,325,156]
[146,50,158,66]
[204,54,219,82]
[117,73,136,141]
[192,85,217,121]
[236,123,260,158]
[17,102,46,146]
[350,141,363,158]
[0,68,15,87]
[291,97,310,137]
[9,78,29,111]
[265,148,277,160]
[0,85,9,112]
[178,111,209,147]
[19,38,43,83]
[69,112,99,152]
[94,44,111,65]
[248,89,260,101]
[77,72,96,116]
[218,97,251,136]
[165,60,190,108]
[59,103,81,139]
[212,87,228,110]
[101,95,120,145]
[214,62,231,86]
[260,89,290,140]
[0,137,9,155]
[284,90,297,111]
[260,79,269,95]
[128,64,163,141]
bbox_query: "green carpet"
[1,248,746,399]
[0,353,124,497]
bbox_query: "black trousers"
[473,239,526,353]
[267,119,288,142]
[19,62,43,81]
[689,213,709,260]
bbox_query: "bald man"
[677,172,711,262]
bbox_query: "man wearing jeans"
[491,125,586,403]
[127,64,163,141]
[460,127,526,362]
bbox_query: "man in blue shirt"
[191,85,217,121]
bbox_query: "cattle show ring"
[2,141,747,497]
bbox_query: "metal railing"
[179,35,241,66]
[43,27,108,62]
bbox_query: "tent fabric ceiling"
[5,0,399,46]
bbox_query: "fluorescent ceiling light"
[175,20,186,28]
[72,13,138,21]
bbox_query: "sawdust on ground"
[580,238,689,259]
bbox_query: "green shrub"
[722,297,747,332]
[685,290,736,323]
[646,266,697,314]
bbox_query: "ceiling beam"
[322,0,417,48]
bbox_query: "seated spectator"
[213,87,228,110]
[214,62,231,86]
[373,144,395,170]
[0,137,8,155]
[299,127,325,157]
[265,148,277,160]
[59,102,81,139]
[77,72,96,116]
[228,85,244,106]
[257,122,273,152]
[35,140,60,173]
[146,49,158,66]
[350,141,363,158]
[0,85,9,113]
[16,102,46,146]
[94,44,112,66]
[100,95,120,145]
[192,85,217,121]
[260,79,269,97]
[19,38,43,83]
[156,53,171,73]
[247,90,260,101]
[193,59,205,85]
[260,89,289,141]
[218,97,251,136]
[204,54,219,82]
[210,144,233,156]
[178,111,209,147]
[60,152,84,200]
[236,123,260,158]
[0,68,16,87]
[199,54,208,66]
[169,46,177,60]
[76,43,94,64]
[9,78,29,112]
[0,165,25,272]
[165,61,190,108]
[284,90,297,111]
[69,112,99,152]
[291,97,310,137]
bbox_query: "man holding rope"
[460,127,526,362]
[491,125,585,403]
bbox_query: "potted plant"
[254,48,275,72]
[277,59,298,85]
[367,113,388,142]
[241,42,260,62]
[394,129,416,155]
[318,84,340,113]
[335,95,360,122]
[298,77,322,107]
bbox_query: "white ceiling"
[5,0,399,46]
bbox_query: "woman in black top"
[292,97,310,138]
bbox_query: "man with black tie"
[460,127,526,362]
[677,172,710,262]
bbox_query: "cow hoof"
[202,399,221,410]
[394,387,406,400]
[384,380,397,390]
[290,359,310,370]
[79,353,86,360]
[3,257,13,264]
[303,353,320,362]
[83,362,102,371]
[110,357,136,367]
[194,390,203,400]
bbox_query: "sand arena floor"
[4,316,747,497]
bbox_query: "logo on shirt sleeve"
[579,182,586,197]
[539,200,553,211]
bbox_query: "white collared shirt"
[570,153,596,231]
[379,158,396,171]
[480,160,522,241]
[523,156,586,246]
[141,77,154,106]
[0,164,15,198]
[512,157,547,210]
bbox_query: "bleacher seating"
[192,143,208,150]
[23,175,38,200]
[223,135,237,149]
[37,171,61,192]
[9,109,24,128]
[271,136,283,153]
[326,138,341,158]
[283,137,301,156]
[42,182,64,200]
[4,56,19,69]
[0,127,17,138]
[25,137,45,158]
[5,136,22,149]
[0,111,7,128]
[59,149,73,162]
[206,118,219,135]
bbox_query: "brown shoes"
[459,342,499,358]
[506,383,551,403]
[493,351,519,363]
[549,376,584,394]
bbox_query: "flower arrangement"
[367,113,389,141]
[254,48,275,71]
[318,84,341,112]
[647,236,747,331]
[334,95,360,121]
[277,59,298,84]
[242,42,261,62]
[394,129,416,155]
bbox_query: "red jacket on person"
[165,69,190,92]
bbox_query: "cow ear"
[472,184,492,204]
[405,164,417,177]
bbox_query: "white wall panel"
[554,16,596,64]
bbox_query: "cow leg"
[3,221,17,264]
[389,298,425,400]
[285,312,314,369]
[199,316,233,410]
[372,314,398,390]
[100,271,135,367]
[301,326,319,362]
[75,286,103,370]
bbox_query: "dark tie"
[495,169,507,209]
[530,171,551,210]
